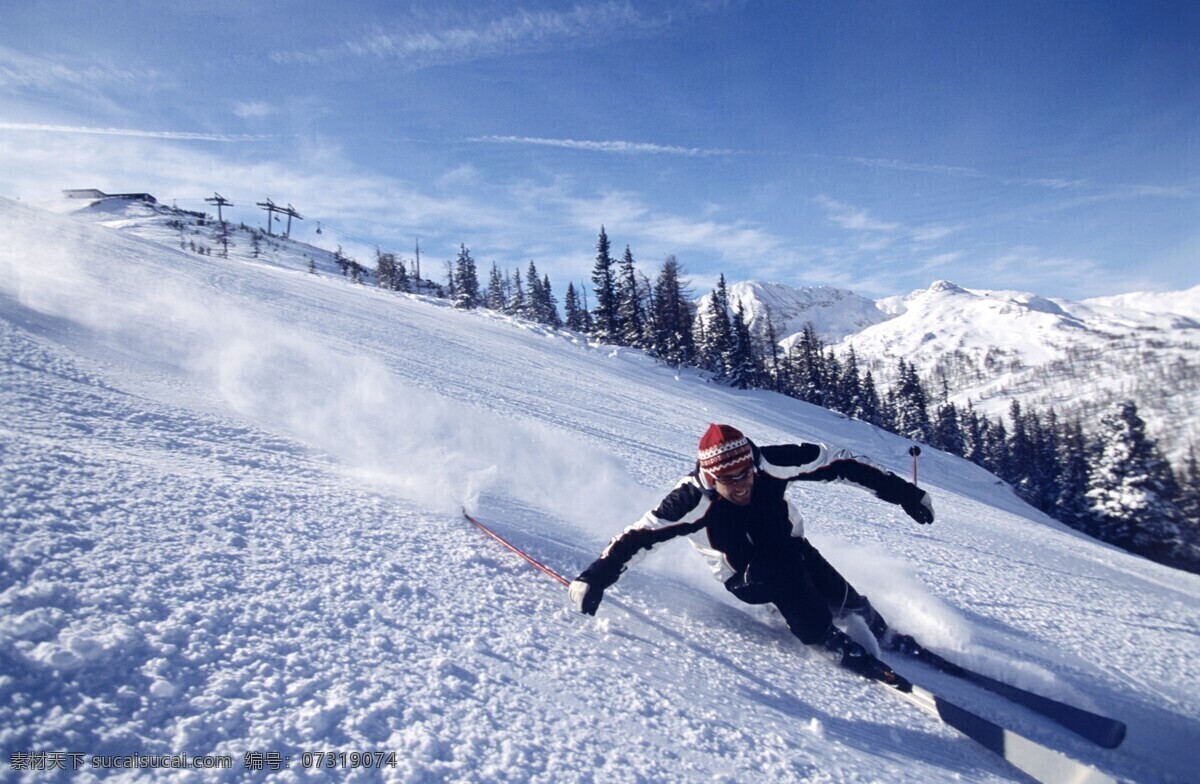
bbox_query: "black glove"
[568,579,605,615]
[902,488,935,524]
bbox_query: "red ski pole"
[462,509,570,586]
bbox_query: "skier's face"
[713,467,755,506]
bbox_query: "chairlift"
[316,222,323,235]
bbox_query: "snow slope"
[2,199,1198,782]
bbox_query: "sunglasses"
[714,468,753,485]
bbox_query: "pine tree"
[1088,401,1187,564]
[1055,417,1096,536]
[933,399,965,457]
[375,248,398,290]
[564,282,587,332]
[1031,409,1062,513]
[508,270,526,317]
[616,246,645,348]
[542,274,562,327]
[395,258,410,292]
[576,280,594,333]
[648,255,695,368]
[453,244,480,309]
[838,347,866,420]
[701,275,734,379]
[1177,446,1200,567]
[346,255,364,284]
[962,403,988,467]
[892,359,932,443]
[1007,400,1034,501]
[986,418,1011,482]
[213,222,234,258]
[525,261,547,322]
[485,263,506,311]
[824,350,848,414]
[727,300,758,389]
[787,324,826,406]
[761,309,784,393]
[590,226,619,342]
[861,368,883,427]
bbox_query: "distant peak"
[928,280,967,295]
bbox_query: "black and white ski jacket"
[578,440,927,591]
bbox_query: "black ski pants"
[724,537,868,644]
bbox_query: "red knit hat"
[698,423,753,479]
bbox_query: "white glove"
[568,580,591,613]
[570,579,609,615]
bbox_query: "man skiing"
[568,423,935,684]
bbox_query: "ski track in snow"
[1,198,1198,782]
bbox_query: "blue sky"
[1,1,1196,300]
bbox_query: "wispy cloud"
[911,224,962,243]
[979,247,1152,295]
[843,156,986,180]
[233,101,274,120]
[0,45,168,118]
[840,155,1089,190]
[920,251,964,270]
[816,196,900,232]
[271,2,659,67]
[470,135,735,157]
[0,122,270,143]
[837,154,1193,201]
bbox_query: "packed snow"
[2,198,1198,782]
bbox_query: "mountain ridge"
[721,277,1199,465]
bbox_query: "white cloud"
[843,156,985,179]
[233,101,274,119]
[816,196,900,232]
[271,2,656,67]
[0,122,269,143]
[470,135,736,158]
[911,224,962,243]
[0,45,160,94]
[837,153,1187,202]
[920,251,963,270]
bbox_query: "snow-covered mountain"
[1084,286,1200,322]
[700,280,890,343]
[727,278,1200,465]
[2,196,1199,782]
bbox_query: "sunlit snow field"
[2,199,1197,782]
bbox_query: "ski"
[901,645,1127,749]
[882,677,1117,784]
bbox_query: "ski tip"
[1098,722,1126,750]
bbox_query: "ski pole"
[462,509,570,586]
[908,445,921,485]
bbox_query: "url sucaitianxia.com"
[9,750,401,772]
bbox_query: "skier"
[568,423,935,684]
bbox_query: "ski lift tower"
[204,193,233,225]
[256,198,278,236]
[281,204,303,239]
